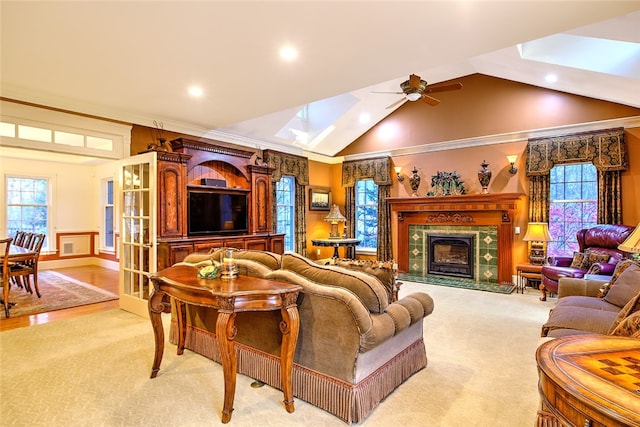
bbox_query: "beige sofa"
[540,259,640,338]
[170,249,434,423]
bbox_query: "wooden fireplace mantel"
[386,193,524,284]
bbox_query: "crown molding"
[343,116,640,161]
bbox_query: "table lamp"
[522,222,552,265]
[324,204,346,239]
[618,223,640,260]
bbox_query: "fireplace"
[428,234,474,279]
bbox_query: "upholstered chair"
[539,224,635,301]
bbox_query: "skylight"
[519,34,640,78]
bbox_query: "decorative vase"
[477,160,491,194]
[409,167,420,197]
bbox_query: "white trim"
[342,116,640,161]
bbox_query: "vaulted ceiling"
[1,1,639,161]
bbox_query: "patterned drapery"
[263,150,309,185]
[598,170,623,225]
[342,157,392,187]
[342,157,392,260]
[263,150,309,255]
[525,128,626,224]
[525,127,627,176]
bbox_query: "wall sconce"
[394,166,404,182]
[324,204,347,239]
[507,155,518,174]
[522,222,552,265]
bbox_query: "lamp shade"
[522,222,552,242]
[619,224,640,253]
[324,204,346,223]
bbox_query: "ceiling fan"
[373,74,463,109]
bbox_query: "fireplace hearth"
[428,234,474,279]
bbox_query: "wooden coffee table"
[148,264,302,423]
[536,335,640,427]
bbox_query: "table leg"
[175,300,186,355]
[148,290,166,379]
[216,310,238,424]
[279,296,300,413]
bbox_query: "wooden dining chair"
[1,237,13,318]
[10,233,45,298]
[13,231,26,247]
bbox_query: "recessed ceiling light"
[544,74,558,83]
[279,46,298,62]
[188,86,203,97]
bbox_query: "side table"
[515,263,543,294]
[148,264,303,424]
[311,238,360,259]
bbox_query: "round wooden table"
[536,335,640,427]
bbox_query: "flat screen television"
[187,190,248,236]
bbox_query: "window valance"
[342,156,392,187]
[263,150,309,186]
[525,127,627,176]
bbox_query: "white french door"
[118,152,157,318]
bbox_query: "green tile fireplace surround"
[408,224,499,284]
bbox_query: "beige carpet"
[0,281,554,426]
[1,270,118,319]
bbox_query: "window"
[547,163,598,256]
[275,176,295,252]
[6,176,50,249]
[355,179,378,250]
[103,179,115,250]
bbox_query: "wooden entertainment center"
[155,138,284,270]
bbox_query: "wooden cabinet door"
[245,237,268,252]
[157,156,187,238]
[270,234,285,254]
[194,240,224,254]
[248,165,273,234]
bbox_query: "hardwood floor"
[0,266,120,332]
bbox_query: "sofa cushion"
[541,306,618,336]
[332,258,394,303]
[602,263,640,308]
[281,252,389,313]
[541,266,587,281]
[209,248,281,270]
[553,295,620,312]
[608,290,640,334]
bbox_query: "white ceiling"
[2,1,639,161]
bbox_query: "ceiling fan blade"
[386,97,407,109]
[421,95,441,106]
[371,91,404,95]
[426,82,463,93]
[409,74,421,89]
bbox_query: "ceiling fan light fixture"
[405,92,422,102]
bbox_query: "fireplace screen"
[428,234,474,279]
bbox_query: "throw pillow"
[580,251,611,270]
[570,252,586,269]
[610,311,640,338]
[603,263,640,307]
[609,290,640,334]
[609,259,640,286]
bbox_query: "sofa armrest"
[557,277,609,298]
[588,262,615,275]
[547,256,573,267]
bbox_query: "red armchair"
[539,224,635,301]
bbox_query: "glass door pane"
[119,152,157,317]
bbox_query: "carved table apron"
[148,264,302,423]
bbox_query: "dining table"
[2,244,38,317]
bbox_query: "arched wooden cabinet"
[156,138,284,269]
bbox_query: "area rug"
[398,273,515,294]
[1,270,118,319]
